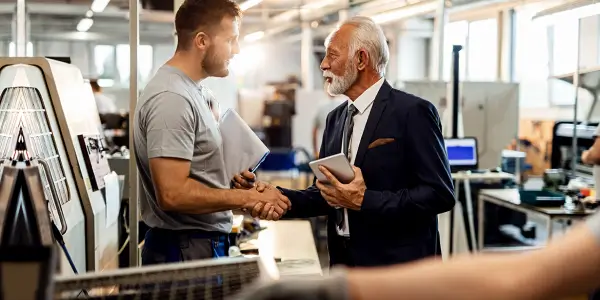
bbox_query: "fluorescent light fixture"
[533,2,600,26]
[239,0,262,11]
[244,31,264,42]
[85,10,94,18]
[77,18,94,32]
[90,0,110,13]
[371,1,437,24]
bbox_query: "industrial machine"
[0,57,120,274]
[550,121,598,182]
[53,255,279,299]
[0,163,56,300]
[0,134,279,300]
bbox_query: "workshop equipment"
[0,58,120,273]
[53,256,279,299]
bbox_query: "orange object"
[581,188,591,197]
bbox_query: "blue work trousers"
[141,227,230,265]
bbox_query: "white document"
[103,171,120,228]
[219,108,270,182]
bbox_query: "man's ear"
[194,32,210,50]
[356,50,368,71]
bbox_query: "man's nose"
[320,58,329,71]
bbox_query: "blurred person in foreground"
[581,125,600,300]
[90,79,118,114]
[236,16,454,267]
[313,91,346,158]
[239,211,600,300]
[133,0,289,266]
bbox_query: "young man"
[134,0,289,265]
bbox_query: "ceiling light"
[77,18,94,32]
[85,10,94,18]
[239,0,262,11]
[371,1,437,25]
[90,0,110,13]
[244,31,264,42]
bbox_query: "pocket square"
[368,138,395,149]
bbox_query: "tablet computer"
[308,153,355,184]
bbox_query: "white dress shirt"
[337,77,385,237]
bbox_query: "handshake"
[232,171,291,221]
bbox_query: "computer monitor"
[444,137,478,172]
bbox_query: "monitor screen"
[445,138,478,167]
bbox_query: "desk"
[444,171,514,256]
[256,220,322,277]
[477,189,595,252]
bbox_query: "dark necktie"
[337,104,358,229]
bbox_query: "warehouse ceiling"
[0,0,519,42]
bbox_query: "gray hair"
[326,16,390,76]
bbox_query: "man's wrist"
[233,189,253,210]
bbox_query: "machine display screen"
[445,138,478,167]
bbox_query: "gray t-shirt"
[134,65,232,233]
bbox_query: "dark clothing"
[280,81,455,267]
[141,227,230,265]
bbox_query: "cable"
[51,222,90,298]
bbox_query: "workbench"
[439,171,515,258]
[477,189,595,252]
[254,220,322,277]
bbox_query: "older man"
[242,16,454,267]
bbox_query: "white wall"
[396,19,431,82]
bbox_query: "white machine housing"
[0,58,119,274]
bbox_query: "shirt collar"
[348,77,385,114]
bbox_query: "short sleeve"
[143,92,196,161]
[595,124,600,137]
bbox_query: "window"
[513,4,551,107]
[94,45,116,79]
[116,44,153,86]
[551,19,579,76]
[443,21,468,81]
[8,42,33,57]
[467,19,498,81]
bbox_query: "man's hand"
[249,182,289,221]
[233,170,256,189]
[242,183,291,221]
[315,165,366,210]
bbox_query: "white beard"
[326,61,358,96]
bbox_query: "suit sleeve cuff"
[361,190,383,213]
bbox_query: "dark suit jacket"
[280,81,455,267]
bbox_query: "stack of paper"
[219,109,270,182]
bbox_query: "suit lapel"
[354,81,391,167]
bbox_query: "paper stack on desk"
[219,108,270,182]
